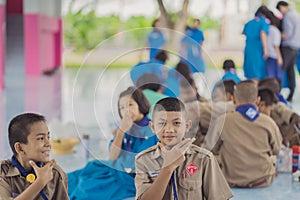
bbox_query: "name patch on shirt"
[149,170,160,177]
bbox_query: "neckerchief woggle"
[236,104,259,121]
[11,156,48,200]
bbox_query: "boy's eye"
[174,121,182,126]
[37,137,44,140]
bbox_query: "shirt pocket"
[178,175,203,200]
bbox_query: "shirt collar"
[5,159,21,177]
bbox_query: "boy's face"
[19,121,51,163]
[150,111,191,147]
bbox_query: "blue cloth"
[236,104,259,121]
[222,69,241,83]
[164,68,181,97]
[147,29,165,60]
[266,57,282,82]
[243,16,269,80]
[130,59,165,85]
[181,28,205,73]
[68,116,159,200]
[277,93,288,105]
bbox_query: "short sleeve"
[260,17,270,34]
[202,154,233,200]
[52,166,70,200]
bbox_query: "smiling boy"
[135,98,233,200]
[0,113,69,200]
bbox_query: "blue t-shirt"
[147,29,166,59]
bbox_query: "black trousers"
[280,46,299,100]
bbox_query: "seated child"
[135,97,233,199]
[211,80,236,119]
[130,50,168,85]
[164,61,192,97]
[0,113,69,199]
[204,80,282,188]
[179,77,210,146]
[221,59,241,83]
[258,88,277,116]
[259,78,300,146]
[136,73,168,119]
[68,87,159,200]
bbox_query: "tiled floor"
[1,67,300,199]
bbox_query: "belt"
[231,178,268,188]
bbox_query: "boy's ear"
[256,96,261,106]
[149,121,156,134]
[14,142,25,155]
[185,120,192,132]
[232,96,237,105]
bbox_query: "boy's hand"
[29,159,55,187]
[119,112,134,133]
[160,138,195,171]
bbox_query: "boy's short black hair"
[8,113,46,156]
[136,73,161,92]
[276,1,288,10]
[258,78,281,93]
[222,59,235,70]
[214,80,236,96]
[153,97,186,117]
[118,86,150,118]
[258,88,277,106]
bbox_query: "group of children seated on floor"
[1,58,300,199]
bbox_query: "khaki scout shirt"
[0,159,69,200]
[271,102,294,126]
[204,112,282,186]
[135,144,233,200]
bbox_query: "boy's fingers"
[29,160,38,170]
[177,138,195,149]
[178,138,195,153]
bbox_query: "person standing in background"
[242,6,270,82]
[265,11,283,86]
[180,19,206,73]
[147,19,166,60]
[276,1,300,102]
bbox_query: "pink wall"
[7,0,23,14]
[0,4,5,89]
[24,14,62,75]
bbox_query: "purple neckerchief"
[236,104,259,122]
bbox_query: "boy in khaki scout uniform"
[0,113,69,200]
[204,81,282,188]
[135,97,233,200]
[258,78,300,146]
